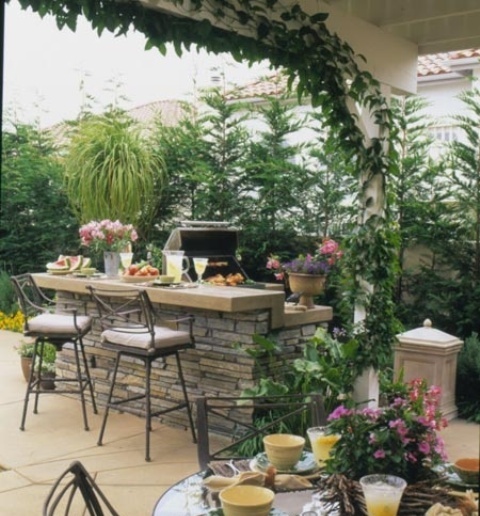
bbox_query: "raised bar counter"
[33,273,332,432]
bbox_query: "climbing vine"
[12,0,399,371]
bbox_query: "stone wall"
[56,291,323,432]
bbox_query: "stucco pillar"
[394,319,463,420]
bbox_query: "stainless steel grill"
[163,221,249,283]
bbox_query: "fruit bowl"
[452,458,479,485]
[120,274,159,283]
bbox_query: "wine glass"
[119,252,133,271]
[193,257,209,283]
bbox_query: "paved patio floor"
[0,329,478,515]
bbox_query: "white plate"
[46,269,71,275]
[250,451,319,475]
[120,275,159,283]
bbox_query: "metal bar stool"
[11,273,98,431]
[87,285,197,462]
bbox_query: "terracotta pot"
[20,356,33,382]
[288,273,326,309]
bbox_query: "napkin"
[202,470,313,492]
[426,503,463,516]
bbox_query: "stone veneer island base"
[34,273,332,433]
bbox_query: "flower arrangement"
[324,378,448,484]
[79,219,138,253]
[266,238,342,281]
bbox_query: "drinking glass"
[193,257,209,283]
[359,474,407,516]
[119,252,133,270]
[307,426,340,467]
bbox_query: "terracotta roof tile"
[417,48,480,77]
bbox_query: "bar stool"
[11,273,98,431]
[87,286,197,462]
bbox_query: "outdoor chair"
[195,393,327,470]
[11,273,97,431]
[87,285,197,462]
[43,460,119,516]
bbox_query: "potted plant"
[33,342,57,390]
[17,340,35,382]
[266,238,342,308]
[17,340,57,386]
[79,219,138,277]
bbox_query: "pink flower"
[266,256,281,270]
[274,272,285,281]
[418,441,431,454]
[319,239,339,255]
[328,405,352,421]
[374,449,386,459]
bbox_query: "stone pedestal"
[394,319,463,420]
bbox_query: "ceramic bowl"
[453,457,479,484]
[220,485,274,516]
[263,433,305,470]
[80,268,96,276]
[157,275,176,283]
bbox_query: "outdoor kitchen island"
[33,273,332,432]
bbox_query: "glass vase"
[103,251,121,277]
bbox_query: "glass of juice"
[306,426,341,467]
[359,474,407,516]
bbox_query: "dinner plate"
[250,451,318,475]
[46,269,71,275]
[207,508,287,516]
[434,464,479,491]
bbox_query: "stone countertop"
[33,273,332,330]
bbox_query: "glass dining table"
[151,467,326,516]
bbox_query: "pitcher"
[162,250,190,283]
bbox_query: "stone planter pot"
[40,372,56,390]
[288,273,326,309]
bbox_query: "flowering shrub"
[325,378,448,483]
[79,220,138,253]
[266,238,342,281]
[0,310,25,333]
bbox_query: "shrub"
[0,310,25,332]
[456,332,480,422]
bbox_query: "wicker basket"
[315,474,471,516]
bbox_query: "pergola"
[5,0,478,401]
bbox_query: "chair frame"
[87,286,197,462]
[196,392,327,470]
[43,460,119,516]
[11,273,97,431]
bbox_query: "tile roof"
[418,48,480,77]
[227,49,480,100]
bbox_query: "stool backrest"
[11,273,54,329]
[43,460,119,516]
[87,286,155,340]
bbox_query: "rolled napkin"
[275,474,313,490]
[203,470,313,492]
[203,471,265,492]
[426,503,463,516]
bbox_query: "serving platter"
[120,275,159,283]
